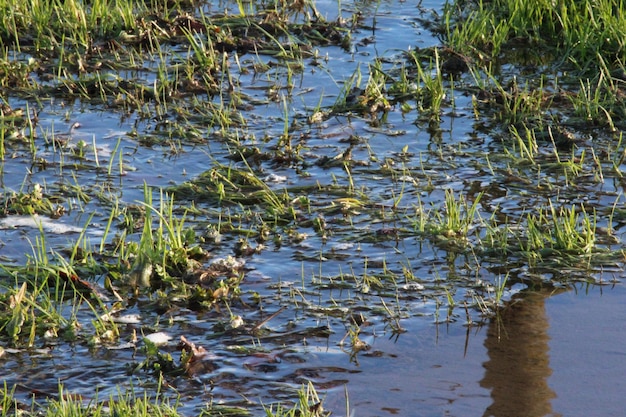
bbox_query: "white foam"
[0,214,88,234]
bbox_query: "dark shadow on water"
[481,287,565,417]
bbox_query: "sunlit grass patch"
[481,200,623,271]
[0,377,327,417]
[435,0,626,133]
[521,202,596,257]
[0,383,184,417]
[0,215,118,346]
[410,189,483,249]
[443,0,626,70]
[0,0,136,48]
[263,381,329,417]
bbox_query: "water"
[1,1,626,416]
[319,283,626,417]
[546,284,626,417]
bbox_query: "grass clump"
[522,203,596,258]
[0,381,326,417]
[431,0,626,134]
[0,272,100,347]
[263,382,329,417]
[125,184,209,290]
[412,189,483,248]
[444,0,626,70]
[102,185,252,313]
[481,200,614,270]
[0,0,138,49]
[168,163,295,218]
[1,183,65,217]
[0,383,183,417]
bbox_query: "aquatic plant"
[411,189,483,247]
[443,0,626,70]
[263,382,328,417]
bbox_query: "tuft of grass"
[411,48,446,123]
[0,215,118,346]
[0,383,184,417]
[125,183,208,290]
[263,382,329,417]
[414,189,483,245]
[570,73,617,130]
[523,202,596,257]
[443,0,626,71]
[506,124,538,164]
[1,183,65,217]
[0,0,138,50]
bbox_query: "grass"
[410,48,446,123]
[0,380,327,417]
[1,183,64,217]
[0,383,184,417]
[522,202,596,257]
[411,189,483,248]
[443,0,626,70]
[0,214,118,346]
[263,382,329,417]
[479,199,608,269]
[126,184,208,289]
[3,0,626,415]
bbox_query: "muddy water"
[1,0,626,416]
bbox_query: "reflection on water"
[481,289,563,417]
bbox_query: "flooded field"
[1,0,626,416]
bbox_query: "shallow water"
[1,0,626,416]
[316,283,626,417]
[7,284,623,417]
